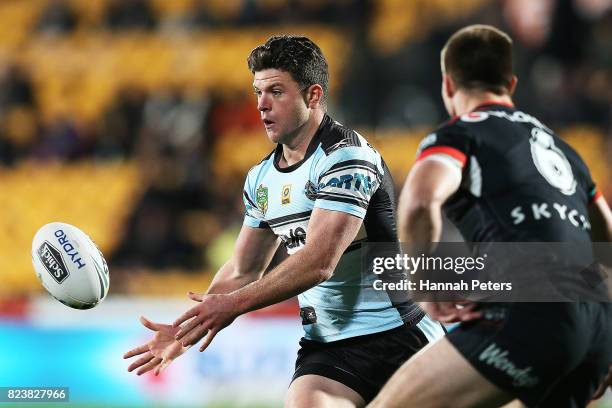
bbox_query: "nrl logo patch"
[256,184,269,215]
[281,184,291,205]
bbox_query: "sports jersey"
[243,114,424,342]
[416,102,600,243]
[420,102,612,407]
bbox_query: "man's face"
[253,69,310,144]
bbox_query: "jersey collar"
[473,100,515,111]
[273,114,331,173]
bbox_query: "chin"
[266,130,282,144]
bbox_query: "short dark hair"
[442,25,514,95]
[247,35,329,100]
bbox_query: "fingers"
[175,316,202,340]
[127,353,155,372]
[199,329,218,352]
[136,356,162,376]
[154,359,171,376]
[455,302,482,322]
[140,316,161,331]
[419,301,481,323]
[173,307,200,328]
[181,323,210,347]
[188,291,204,302]
[123,344,149,359]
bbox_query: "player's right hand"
[123,316,191,376]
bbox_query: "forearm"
[207,260,261,295]
[229,247,330,315]
[398,203,443,253]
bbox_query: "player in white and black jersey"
[370,25,612,408]
[125,35,443,408]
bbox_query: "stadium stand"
[0,0,609,297]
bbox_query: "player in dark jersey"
[369,25,612,408]
[124,35,442,407]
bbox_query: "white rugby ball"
[32,222,110,309]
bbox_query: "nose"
[257,94,271,112]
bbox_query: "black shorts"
[291,322,431,403]
[447,302,612,408]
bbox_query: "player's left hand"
[172,292,238,352]
[592,364,612,400]
[419,301,482,323]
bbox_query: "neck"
[280,110,325,166]
[452,91,513,116]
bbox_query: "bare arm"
[589,195,612,242]
[397,158,461,251]
[123,224,279,375]
[398,157,481,323]
[206,224,280,294]
[231,208,363,314]
[172,208,363,349]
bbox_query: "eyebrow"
[253,82,285,90]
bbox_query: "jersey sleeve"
[415,123,471,172]
[242,171,269,229]
[565,143,603,205]
[590,186,603,203]
[586,174,602,204]
[314,145,383,219]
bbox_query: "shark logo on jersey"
[304,181,318,201]
[256,184,269,215]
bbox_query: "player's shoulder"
[319,118,372,156]
[416,116,474,157]
[246,148,275,176]
[313,117,382,176]
[244,148,275,191]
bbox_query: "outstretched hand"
[173,292,238,352]
[123,316,190,376]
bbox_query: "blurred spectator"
[96,87,146,159]
[0,0,609,278]
[33,116,88,162]
[110,88,214,271]
[0,64,35,110]
[104,0,157,31]
[35,0,78,36]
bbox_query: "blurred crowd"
[0,0,610,277]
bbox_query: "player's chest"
[254,171,318,253]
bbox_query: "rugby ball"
[32,222,110,309]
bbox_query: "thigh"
[368,337,513,408]
[286,374,365,408]
[291,323,431,403]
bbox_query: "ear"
[508,75,518,95]
[443,74,455,99]
[305,84,324,108]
